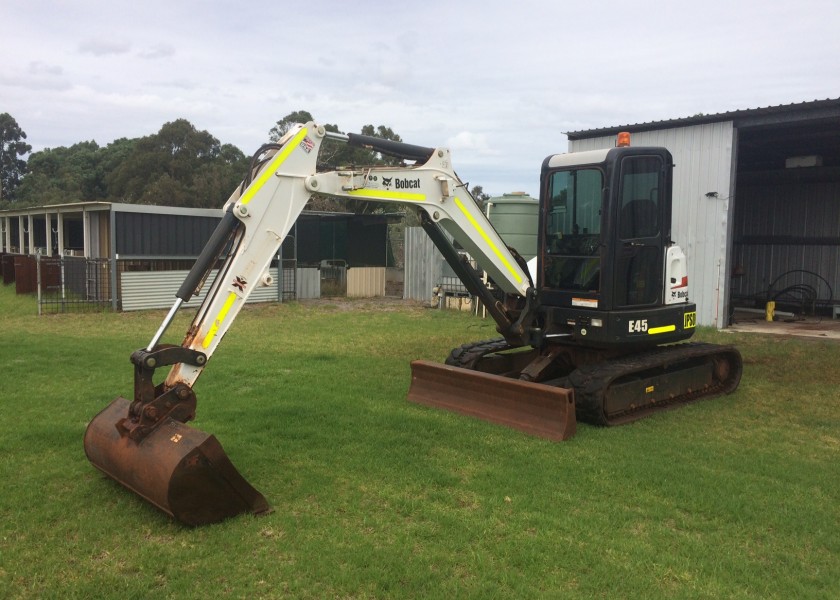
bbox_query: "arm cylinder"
[346,133,435,163]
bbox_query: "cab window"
[544,168,603,291]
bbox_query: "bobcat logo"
[382,177,393,187]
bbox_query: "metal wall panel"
[296,267,320,299]
[404,227,443,302]
[347,267,385,297]
[570,122,737,327]
[121,268,279,311]
[731,180,840,309]
[115,213,221,257]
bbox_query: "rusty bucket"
[407,360,576,441]
[84,397,269,526]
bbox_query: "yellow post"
[765,301,775,322]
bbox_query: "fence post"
[110,256,118,311]
[36,253,42,316]
[109,208,118,311]
[276,252,282,303]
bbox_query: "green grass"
[1,284,838,599]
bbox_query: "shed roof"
[0,201,404,223]
[566,97,840,140]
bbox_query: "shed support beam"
[28,215,35,254]
[45,214,52,257]
[57,212,65,256]
[83,209,90,258]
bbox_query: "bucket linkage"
[84,344,269,526]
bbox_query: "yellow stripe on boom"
[453,197,522,285]
[240,127,309,205]
[346,188,426,202]
[202,292,238,349]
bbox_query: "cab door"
[613,155,666,308]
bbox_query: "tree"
[268,110,315,142]
[15,121,246,208]
[0,113,32,202]
[469,184,491,211]
[18,141,109,203]
[106,119,246,207]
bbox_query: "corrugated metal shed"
[731,177,840,307]
[347,267,386,297]
[115,212,220,258]
[567,98,840,141]
[567,98,840,327]
[404,227,442,302]
[121,268,280,311]
[1,201,409,310]
[296,267,320,299]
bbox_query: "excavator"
[84,122,742,525]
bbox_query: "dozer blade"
[84,397,269,526]
[407,360,576,441]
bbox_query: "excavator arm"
[83,122,573,526]
[161,122,533,389]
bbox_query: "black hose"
[240,143,284,192]
[767,269,833,306]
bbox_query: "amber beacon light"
[616,131,631,147]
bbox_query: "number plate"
[683,311,697,329]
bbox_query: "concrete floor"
[726,309,840,340]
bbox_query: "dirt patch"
[297,296,432,313]
[727,310,840,340]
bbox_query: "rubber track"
[569,342,742,426]
[446,340,742,428]
[445,338,515,370]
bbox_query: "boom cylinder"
[176,209,240,302]
[327,131,435,163]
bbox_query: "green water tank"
[486,192,539,261]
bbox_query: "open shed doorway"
[730,113,840,323]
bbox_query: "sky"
[2,0,839,198]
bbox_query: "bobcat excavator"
[84,122,742,525]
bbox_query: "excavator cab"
[537,145,695,349]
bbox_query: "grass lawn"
[1,283,838,599]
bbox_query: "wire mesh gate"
[36,255,113,314]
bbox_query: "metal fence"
[320,260,347,296]
[281,259,297,301]
[9,236,414,314]
[36,255,113,314]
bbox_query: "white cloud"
[78,39,132,56]
[28,61,64,76]
[0,0,837,195]
[138,44,176,60]
[445,132,500,158]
